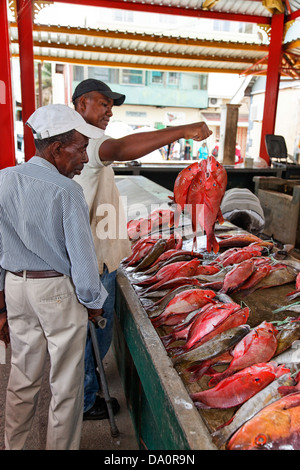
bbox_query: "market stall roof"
[2,0,300,168]
[7,0,300,77]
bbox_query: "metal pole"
[88,320,120,438]
[16,0,36,161]
[0,0,16,169]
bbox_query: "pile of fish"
[123,159,300,450]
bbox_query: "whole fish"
[190,362,281,410]
[236,264,271,295]
[208,321,278,387]
[217,233,273,248]
[173,303,249,356]
[132,238,168,271]
[146,285,203,318]
[212,373,294,448]
[172,161,201,227]
[123,236,155,265]
[172,324,250,366]
[133,259,201,287]
[227,391,300,450]
[151,289,216,328]
[129,208,175,241]
[132,232,183,272]
[221,244,268,267]
[203,156,227,232]
[254,263,297,290]
[144,249,203,274]
[186,156,227,253]
[142,253,202,276]
[220,259,255,294]
[137,259,202,293]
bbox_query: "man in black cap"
[72,78,212,421]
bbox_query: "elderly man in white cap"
[0,104,108,450]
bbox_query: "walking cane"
[88,318,120,438]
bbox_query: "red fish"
[134,260,197,287]
[208,321,278,386]
[137,258,202,292]
[128,209,175,241]
[173,162,201,227]
[173,303,249,356]
[217,233,273,248]
[237,264,272,295]
[151,288,216,328]
[220,244,268,267]
[186,156,227,253]
[227,391,300,450]
[124,238,157,266]
[191,362,280,409]
[220,259,255,294]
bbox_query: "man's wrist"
[0,306,7,314]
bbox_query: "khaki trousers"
[4,272,88,450]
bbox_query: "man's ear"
[50,141,62,162]
[75,95,87,113]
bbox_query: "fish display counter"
[113,174,300,451]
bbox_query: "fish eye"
[255,434,267,446]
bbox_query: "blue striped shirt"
[0,157,107,309]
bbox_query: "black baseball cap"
[72,78,126,106]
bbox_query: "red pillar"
[16,0,36,161]
[259,13,285,164]
[0,0,16,169]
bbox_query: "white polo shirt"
[74,135,131,274]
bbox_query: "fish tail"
[191,399,210,409]
[188,365,210,382]
[208,371,229,387]
[206,233,220,254]
[160,334,176,348]
[151,315,164,328]
[170,346,186,357]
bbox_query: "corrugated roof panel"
[8,1,300,75]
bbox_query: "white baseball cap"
[26,104,102,140]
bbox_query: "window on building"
[213,20,230,32]
[113,9,134,22]
[167,72,179,86]
[120,69,145,85]
[73,65,84,82]
[150,71,164,85]
[200,74,208,90]
[88,67,110,82]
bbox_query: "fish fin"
[206,234,220,254]
[278,385,299,396]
